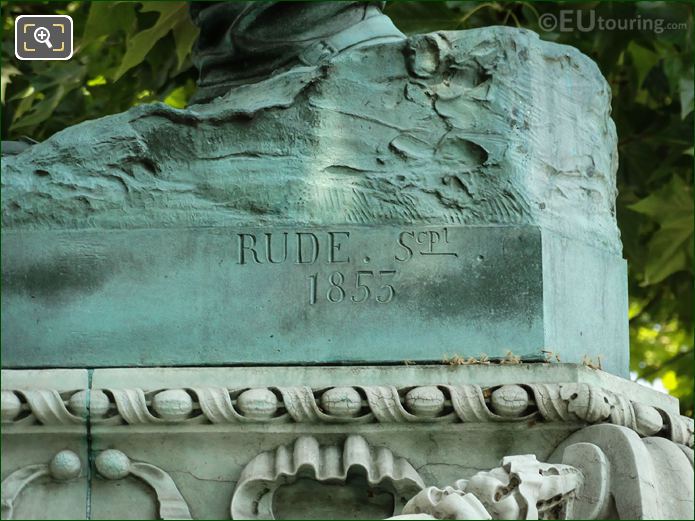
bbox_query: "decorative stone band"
[2,384,692,448]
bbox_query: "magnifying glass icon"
[33,26,52,49]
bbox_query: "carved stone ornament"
[1,450,82,519]
[230,435,425,519]
[389,425,695,520]
[389,455,582,520]
[3,384,692,449]
[95,449,192,520]
[551,424,694,520]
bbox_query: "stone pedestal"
[1,7,692,519]
[2,225,628,374]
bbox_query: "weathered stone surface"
[0,369,88,520]
[1,23,627,375]
[93,449,193,519]
[552,424,695,520]
[1,224,628,373]
[2,365,690,519]
[391,454,582,520]
[231,435,425,519]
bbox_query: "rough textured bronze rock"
[2,26,619,255]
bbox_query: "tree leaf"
[679,76,694,120]
[10,92,37,124]
[11,85,66,132]
[1,63,20,104]
[627,41,659,90]
[82,2,137,46]
[172,17,199,72]
[629,176,694,284]
[642,223,691,284]
[113,2,189,80]
[629,175,692,219]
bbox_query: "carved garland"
[0,449,192,520]
[1,384,692,448]
[94,449,192,519]
[1,450,82,520]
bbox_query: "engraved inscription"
[395,228,458,262]
[237,227,455,305]
[2,225,550,367]
[308,270,396,304]
[237,231,351,265]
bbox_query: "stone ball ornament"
[152,389,193,421]
[320,387,363,417]
[96,449,132,480]
[404,386,446,417]
[633,402,664,436]
[48,450,82,481]
[1,390,21,422]
[236,388,279,419]
[68,390,111,419]
[490,385,530,417]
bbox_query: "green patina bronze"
[1,2,628,373]
[2,225,627,372]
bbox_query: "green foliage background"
[2,1,693,415]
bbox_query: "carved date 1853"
[308,270,396,304]
[236,228,456,305]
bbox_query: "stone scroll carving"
[3,385,692,449]
[390,455,582,520]
[95,450,192,520]
[388,426,694,521]
[230,435,425,519]
[551,424,694,520]
[1,450,82,519]
[1,389,84,425]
